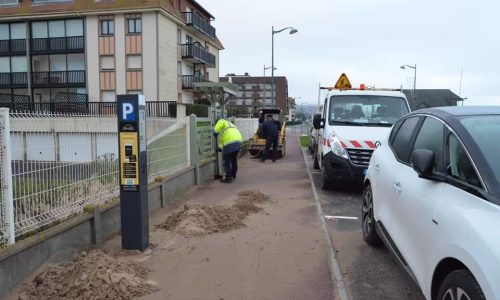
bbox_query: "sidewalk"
[107,134,334,299]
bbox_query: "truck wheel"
[321,167,337,190]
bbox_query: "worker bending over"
[214,119,243,183]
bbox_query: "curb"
[302,147,350,300]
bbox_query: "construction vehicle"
[249,108,287,158]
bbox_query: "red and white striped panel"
[341,140,377,149]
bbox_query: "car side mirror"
[411,149,434,178]
[313,114,324,129]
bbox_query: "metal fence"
[0,104,193,247]
[196,118,214,163]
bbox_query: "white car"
[363,106,500,300]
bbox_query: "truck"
[313,74,411,189]
[248,108,287,158]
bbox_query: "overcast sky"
[198,0,500,106]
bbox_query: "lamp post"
[272,26,298,108]
[263,65,276,77]
[400,64,417,109]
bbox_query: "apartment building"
[0,0,222,104]
[219,73,289,115]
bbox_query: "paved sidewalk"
[102,133,335,300]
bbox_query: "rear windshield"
[329,95,409,126]
[461,115,500,184]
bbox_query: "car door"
[375,116,421,239]
[318,97,328,168]
[391,116,447,287]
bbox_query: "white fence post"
[0,108,15,245]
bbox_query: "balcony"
[32,70,85,87]
[181,43,216,67]
[30,36,85,54]
[0,39,26,56]
[182,74,209,90]
[0,72,28,87]
[0,0,19,6]
[182,12,216,40]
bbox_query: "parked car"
[363,106,500,300]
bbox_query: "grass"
[299,135,310,147]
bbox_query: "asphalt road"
[303,149,425,300]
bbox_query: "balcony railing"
[182,74,209,90]
[0,39,26,56]
[30,36,85,54]
[0,0,20,6]
[32,70,85,87]
[182,12,216,39]
[0,100,177,117]
[181,43,216,67]
[0,72,28,87]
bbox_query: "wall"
[142,12,159,101]
[234,118,258,141]
[85,15,100,102]
[158,14,178,101]
[114,14,126,95]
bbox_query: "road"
[303,148,425,300]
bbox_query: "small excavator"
[248,108,287,158]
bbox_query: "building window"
[100,56,115,71]
[127,55,142,70]
[100,19,114,36]
[102,90,116,102]
[186,35,193,44]
[127,18,142,34]
[177,29,181,44]
[127,90,142,95]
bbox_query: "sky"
[198,0,500,106]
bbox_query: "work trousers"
[262,135,278,161]
[223,150,239,179]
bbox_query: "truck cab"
[313,88,410,189]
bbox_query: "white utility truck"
[313,74,411,189]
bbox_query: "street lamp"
[272,26,298,108]
[400,64,417,108]
[263,65,277,77]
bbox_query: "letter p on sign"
[123,103,134,120]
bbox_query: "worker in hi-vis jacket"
[214,119,243,183]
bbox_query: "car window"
[447,133,482,188]
[390,116,420,163]
[460,115,500,184]
[412,117,444,172]
[329,95,409,127]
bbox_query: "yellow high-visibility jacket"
[214,119,243,149]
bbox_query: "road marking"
[302,148,350,300]
[311,171,321,174]
[325,215,358,220]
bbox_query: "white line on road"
[302,148,350,300]
[325,216,359,220]
[311,171,321,174]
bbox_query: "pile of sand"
[18,250,158,300]
[159,190,270,237]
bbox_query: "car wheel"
[362,184,381,246]
[437,270,485,300]
[313,152,320,170]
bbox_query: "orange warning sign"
[334,73,352,89]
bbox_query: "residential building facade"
[0,0,222,104]
[219,73,289,115]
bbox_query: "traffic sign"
[334,73,352,89]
